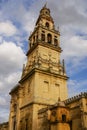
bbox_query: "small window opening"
[62,114,66,122]
[46,11,48,14]
[46,22,49,28]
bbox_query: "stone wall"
[0,122,8,130]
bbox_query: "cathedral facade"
[0,5,87,130]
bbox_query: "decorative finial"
[57,26,59,31]
[44,2,47,8]
[58,97,61,102]
[62,59,66,74]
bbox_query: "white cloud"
[60,35,87,76]
[0,41,26,75]
[0,40,26,97]
[0,72,21,91]
[0,21,17,36]
[62,36,87,60]
[0,41,26,123]
[23,12,36,34]
[0,97,7,106]
[6,72,20,84]
[0,36,3,42]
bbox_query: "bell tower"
[9,5,68,130]
[22,4,68,102]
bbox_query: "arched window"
[41,33,45,42]
[54,38,58,46]
[47,33,52,44]
[45,22,49,28]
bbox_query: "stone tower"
[9,5,68,130]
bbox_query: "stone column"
[45,32,47,43]
[38,28,41,42]
[52,34,54,45]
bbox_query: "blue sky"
[0,0,87,123]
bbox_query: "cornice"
[26,42,62,56]
[20,67,69,83]
[20,101,50,110]
[9,83,21,95]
